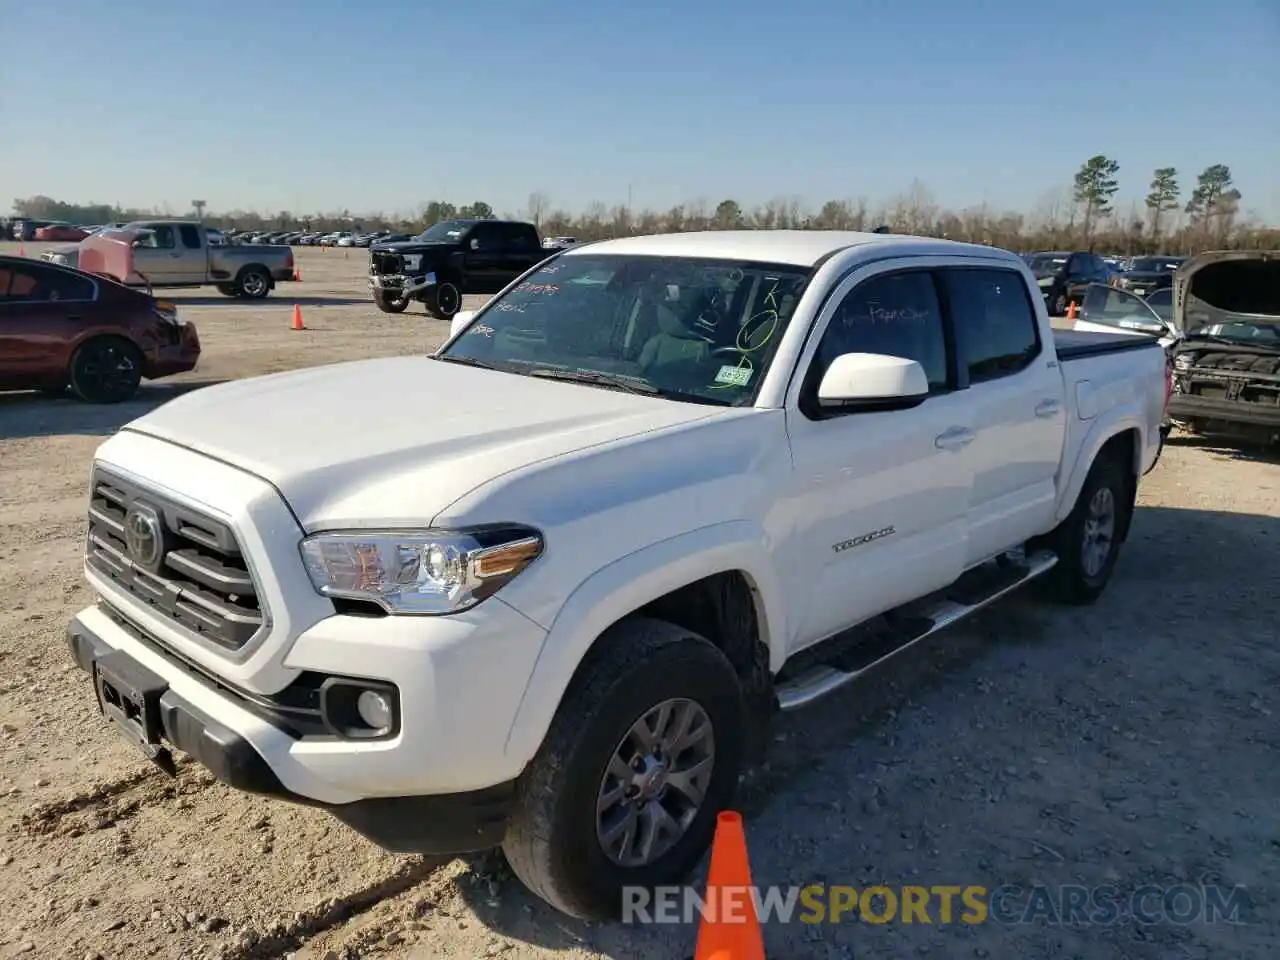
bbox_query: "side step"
[775,549,1058,711]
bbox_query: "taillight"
[284,248,295,267]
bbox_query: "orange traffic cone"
[293,266,302,281]
[17,244,26,257]
[1066,301,1078,320]
[693,812,765,960]
[291,304,306,331]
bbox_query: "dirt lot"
[1,241,1277,959]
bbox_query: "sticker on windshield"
[714,365,753,387]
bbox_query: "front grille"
[370,251,401,275]
[85,467,265,650]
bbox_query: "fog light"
[356,689,393,730]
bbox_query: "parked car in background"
[1075,251,1279,446]
[42,221,297,299]
[34,223,90,242]
[368,218,550,318]
[1115,256,1185,298]
[1026,250,1112,315]
[0,254,200,402]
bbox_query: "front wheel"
[502,618,746,920]
[373,291,409,313]
[1039,454,1129,604]
[424,281,462,320]
[68,337,143,404]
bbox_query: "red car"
[33,224,90,242]
[0,255,201,403]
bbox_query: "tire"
[374,291,409,314]
[1039,453,1129,604]
[216,283,241,298]
[68,337,143,404]
[424,280,462,320]
[236,266,271,299]
[502,618,747,921]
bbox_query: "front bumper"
[67,606,529,854]
[143,321,201,378]
[369,272,437,298]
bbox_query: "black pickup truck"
[368,219,551,318]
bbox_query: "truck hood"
[1172,250,1280,337]
[121,356,723,529]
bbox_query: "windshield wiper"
[525,367,660,395]
[432,354,504,370]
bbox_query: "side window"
[1065,254,1087,276]
[1079,284,1163,331]
[143,225,176,249]
[945,268,1041,382]
[179,225,202,249]
[811,270,949,394]
[0,263,94,302]
[468,224,498,249]
[504,225,537,250]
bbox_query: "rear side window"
[179,225,202,249]
[944,268,1041,382]
[0,263,95,302]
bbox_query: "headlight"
[1174,354,1193,370]
[299,525,543,615]
[51,254,68,265]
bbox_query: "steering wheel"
[710,346,745,359]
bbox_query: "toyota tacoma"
[67,230,1171,921]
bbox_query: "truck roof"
[571,230,1017,268]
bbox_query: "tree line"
[12,157,1276,254]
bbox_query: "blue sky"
[2,0,1277,222]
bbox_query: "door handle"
[935,426,975,450]
[169,253,182,258]
[1035,399,1062,418]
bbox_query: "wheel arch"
[502,521,784,769]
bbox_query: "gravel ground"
[1,241,1277,959]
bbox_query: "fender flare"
[1055,410,1147,524]
[501,520,785,768]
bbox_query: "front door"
[128,224,186,285]
[940,266,1067,565]
[463,223,508,292]
[1077,283,1172,343]
[783,263,975,650]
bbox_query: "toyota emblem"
[123,504,165,570]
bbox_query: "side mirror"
[469,238,480,251]
[449,310,475,338]
[817,353,930,412]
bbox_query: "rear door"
[173,224,209,283]
[940,266,1066,565]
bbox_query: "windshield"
[416,220,471,242]
[1144,288,1173,322]
[438,253,813,406]
[1129,257,1183,273]
[1028,254,1067,273]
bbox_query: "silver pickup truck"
[41,220,296,299]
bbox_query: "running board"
[775,549,1058,711]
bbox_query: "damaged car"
[1074,251,1280,447]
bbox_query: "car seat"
[638,304,711,371]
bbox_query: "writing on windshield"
[442,254,813,406]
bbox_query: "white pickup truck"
[67,231,1171,920]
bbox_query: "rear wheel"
[68,337,143,404]
[424,281,462,320]
[502,618,746,920]
[236,266,271,299]
[374,291,409,314]
[1040,454,1129,604]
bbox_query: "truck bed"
[1054,328,1161,360]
